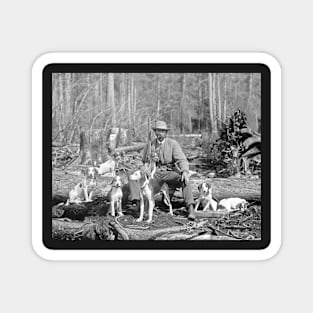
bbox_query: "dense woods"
[52,73,261,145]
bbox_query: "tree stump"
[77,129,109,165]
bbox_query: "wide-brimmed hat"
[152,120,170,131]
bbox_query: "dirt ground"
[52,161,261,241]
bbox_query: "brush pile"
[203,109,261,176]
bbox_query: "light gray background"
[1,0,310,312]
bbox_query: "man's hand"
[181,171,189,184]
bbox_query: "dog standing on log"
[108,175,124,217]
[195,182,218,211]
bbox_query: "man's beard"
[156,134,165,142]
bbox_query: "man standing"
[128,120,196,220]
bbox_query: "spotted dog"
[217,197,248,212]
[88,153,122,179]
[66,177,95,205]
[108,175,124,217]
[128,169,155,223]
[194,182,218,211]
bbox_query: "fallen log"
[115,143,146,154]
[155,233,202,240]
[109,221,187,240]
[109,219,210,240]
[194,211,227,218]
[190,177,261,201]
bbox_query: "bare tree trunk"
[223,74,227,123]
[247,73,253,110]
[119,73,125,126]
[208,73,214,133]
[198,74,202,133]
[64,73,72,127]
[234,81,238,107]
[212,74,218,134]
[168,81,172,101]
[179,74,186,133]
[58,73,64,141]
[156,73,161,118]
[217,73,222,130]
[132,74,136,136]
[86,73,91,123]
[99,73,103,113]
[107,73,116,127]
[127,74,133,143]
[92,74,99,125]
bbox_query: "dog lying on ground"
[217,197,248,212]
[108,175,124,217]
[88,153,122,179]
[195,182,218,211]
[88,159,116,178]
[128,167,173,223]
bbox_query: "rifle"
[141,117,155,179]
[146,117,152,163]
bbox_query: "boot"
[187,204,196,221]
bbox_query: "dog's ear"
[139,171,148,186]
[198,184,202,192]
[206,182,212,190]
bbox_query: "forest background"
[52,72,261,145]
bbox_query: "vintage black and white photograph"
[50,70,264,244]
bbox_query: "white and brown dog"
[159,183,173,216]
[129,169,155,223]
[195,182,218,211]
[108,175,124,217]
[129,168,173,223]
[88,154,121,179]
[66,177,95,205]
[217,197,248,212]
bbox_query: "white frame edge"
[32,52,281,261]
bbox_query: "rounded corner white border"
[32,52,281,261]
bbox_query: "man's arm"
[172,140,189,173]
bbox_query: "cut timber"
[115,143,146,154]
